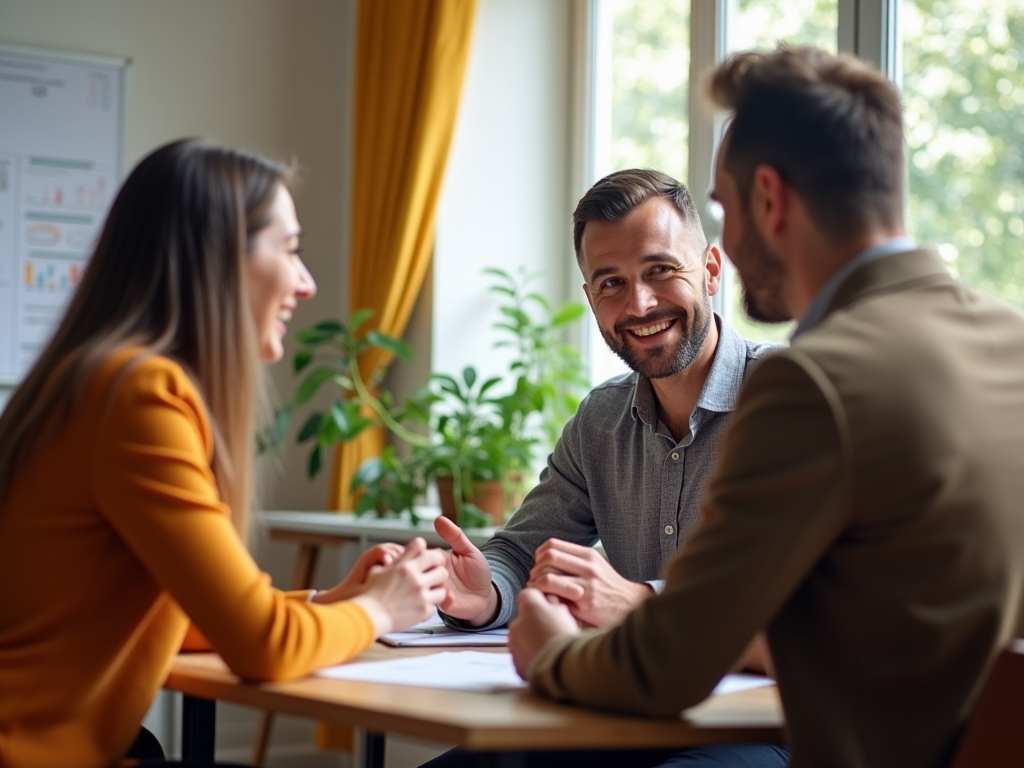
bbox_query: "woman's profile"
[0,139,448,768]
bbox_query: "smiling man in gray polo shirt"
[424,169,785,768]
[433,168,775,649]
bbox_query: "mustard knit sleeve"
[91,357,374,681]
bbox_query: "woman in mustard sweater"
[0,139,448,768]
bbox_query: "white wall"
[0,0,358,510]
[431,0,576,385]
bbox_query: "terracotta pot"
[436,476,506,526]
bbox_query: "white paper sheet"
[317,648,774,697]
[317,650,527,692]
[712,673,774,695]
[378,612,508,647]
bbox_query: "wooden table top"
[165,645,784,752]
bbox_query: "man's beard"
[600,283,713,380]
[735,213,791,324]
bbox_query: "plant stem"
[348,355,431,448]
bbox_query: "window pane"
[722,0,839,344]
[732,0,839,53]
[903,0,1024,307]
[590,0,690,385]
[608,0,690,183]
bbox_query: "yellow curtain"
[328,0,478,511]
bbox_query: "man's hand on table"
[527,538,653,628]
[508,587,580,679]
[433,516,501,627]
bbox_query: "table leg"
[292,543,321,591]
[362,731,386,768]
[181,695,216,762]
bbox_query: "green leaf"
[349,308,375,333]
[366,331,413,361]
[307,445,323,478]
[551,302,587,326]
[295,366,337,405]
[437,380,464,401]
[293,349,314,374]
[297,412,322,443]
[478,376,503,397]
[295,327,337,345]
[329,401,351,436]
[458,503,490,529]
[318,412,342,446]
[462,366,478,389]
[312,320,345,335]
[351,456,384,488]
[404,398,432,423]
[498,306,531,327]
[432,372,461,389]
[346,413,375,439]
[526,291,551,310]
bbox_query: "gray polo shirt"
[444,318,776,630]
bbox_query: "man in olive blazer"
[507,46,1024,768]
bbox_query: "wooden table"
[166,645,784,768]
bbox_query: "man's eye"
[651,264,679,278]
[599,277,624,292]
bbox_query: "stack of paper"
[378,612,508,647]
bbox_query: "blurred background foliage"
[604,0,1024,347]
[903,0,1024,305]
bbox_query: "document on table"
[712,673,774,695]
[318,651,527,692]
[377,612,508,647]
[317,648,775,696]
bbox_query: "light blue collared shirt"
[792,237,917,339]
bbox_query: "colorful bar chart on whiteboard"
[0,45,126,383]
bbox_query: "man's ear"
[582,282,595,312]
[703,243,723,298]
[751,163,789,241]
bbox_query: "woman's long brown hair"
[0,139,289,540]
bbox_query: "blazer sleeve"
[91,359,375,681]
[528,351,855,716]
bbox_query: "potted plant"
[348,445,424,524]
[401,365,535,527]
[278,268,589,529]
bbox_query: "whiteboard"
[0,44,128,385]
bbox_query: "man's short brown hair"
[572,169,705,264]
[707,45,905,241]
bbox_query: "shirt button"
[664,525,675,535]
[670,452,680,461]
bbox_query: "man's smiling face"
[580,196,716,379]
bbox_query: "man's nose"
[624,279,657,316]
